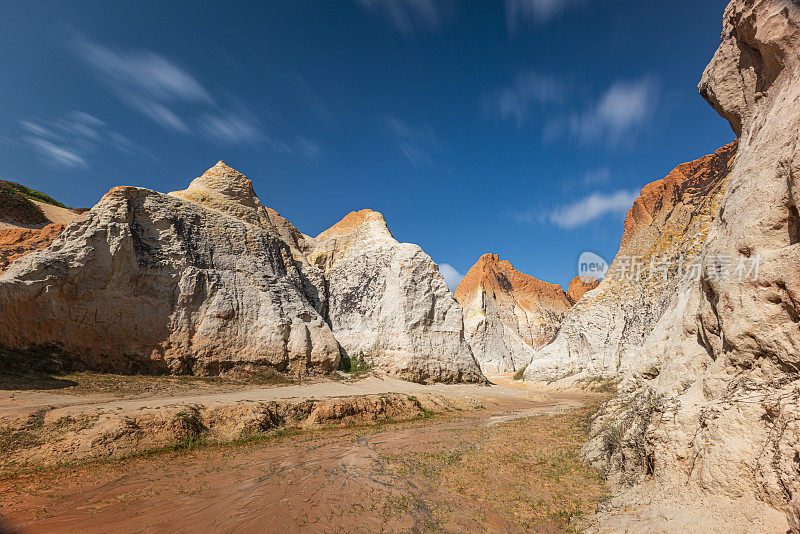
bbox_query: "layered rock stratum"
[523,142,737,382]
[304,209,484,383]
[0,224,67,274]
[454,253,575,375]
[0,181,81,272]
[0,163,482,383]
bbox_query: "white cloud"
[546,77,658,146]
[73,35,324,156]
[21,111,154,168]
[20,121,55,138]
[547,189,638,229]
[355,0,451,35]
[24,137,87,168]
[76,37,212,115]
[294,136,327,161]
[197,110,263,145]
[504,0,585,32]
[438,263,464,292]
[385,116,440,166]
[483,71,565,125]
[75,36,211,132]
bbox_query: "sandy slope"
[0,200,79,230]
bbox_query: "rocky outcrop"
[570,1,800,531]
[567,275,599,304]
[0,223,65,273]
[0,182,81,273]
[304,209,484,383]
[0,167,341,376]
[0,392,427,470]
[0,163,483,384]
[523,142,737,382]
[170,162,328,314]
[454,253,573,375]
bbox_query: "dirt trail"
[0,377,609,533]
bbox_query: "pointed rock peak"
[315,208,394,241]
[455,253,570,309]
[169,162,272,227]
[192,160,257,201]
[476,252,500,265]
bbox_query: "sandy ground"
[0,200,80,230]
[1,375,550,421]
[0,374,609,533]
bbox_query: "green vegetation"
[0,408,50,454]
[578,375,620,393]
[0,179,68,226]
[1,180,67,208]
[513,363,528,380]
[598,388,668,480]
[173,406,207,449]
[6,182,68,209]
[338,352,371,376]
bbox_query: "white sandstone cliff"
[305,209,485,383]
[0,165,341,376]
[578,1,800,531]
[523,142,737,383]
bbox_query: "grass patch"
[383,400,611,532]
[0,408,50,454]
[577,375,620,393]
[338,352,371,376]
[597,388,668,480]
[513,362,529,380]
[0,180,68,226]
[4,181,67,208]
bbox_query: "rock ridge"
[454,253,574,375]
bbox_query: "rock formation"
[0,167,341,376]
[523,142,737,382]
[170,162,328,314]
[567,275,599,304]
[529,1,800,531]
[454,253,574,375]
[0,224,66,274]
[0,163,483,383]
[304,209,484,383]
[0,181,81,273]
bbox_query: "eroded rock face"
[579,1,800,531]
[170,162,328,314]
[566,275,599,304]
[0,163,484,384]
[0,223,66,273]
[305,209,484,383]
[523,142,737,383]
[0,171,341,376]
[454,253,573,375]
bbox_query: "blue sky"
[0,0,733,290]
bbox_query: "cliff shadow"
[0,346,79,391]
